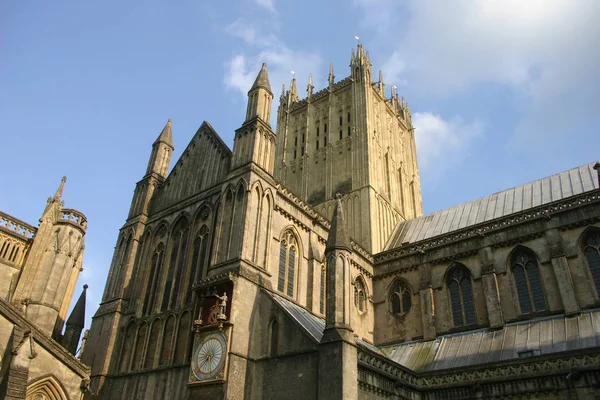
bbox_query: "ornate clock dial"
[191,331,227,381]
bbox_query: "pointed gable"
[151,121,232,212]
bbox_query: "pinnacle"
[153,118,173,148]
[53,176,67,200]
[65,284,87,328]
[249,63,273,95]
[326,195,352,252]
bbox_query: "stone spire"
[378,69,385,96]
[62,284,87,355]
[328,63,335,88]
[245,63,274,123]
[153,118,173,147]
[146,119,174,179]
[289,76,299,102]
[249,63,273,95]
[307,73,314,98]
[326,196,352,252]
[53,176,67,201]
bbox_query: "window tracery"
[354,276,367,313]
[278,231,298,297]
[512,248,546,314]
[583,230,600,296]
[390,279,411,316]
[447,265,476,327]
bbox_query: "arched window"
[159,315,176,366]
[144,319,161,369]
[319,264,325,315]
[131,323,148,371]
[512,248,546,314]
[354,276,367,313]
[277,231,298,297]
[390,280,411,315]
[187,225,209,304]
[143,243,165,315]
[583,230,600,295]
[447,265,476,327]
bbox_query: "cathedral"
[80,44,600,399]
[0,178,90,399]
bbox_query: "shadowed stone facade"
[0,179,90,399]
[83,45,600,399]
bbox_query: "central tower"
[274,44,423,253]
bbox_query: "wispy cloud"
[355,0,600,146]
[255,0,277,14]
[413,112,484,181]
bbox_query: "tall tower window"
[583,229,600,296]
[447,264,476,327]
[390,279,411,315]
[512,248,546,314]
[320,264,325,314]
[354,276,367,313]
[143,243,165,315]
[163,220,190,311]
[277,230,298,298]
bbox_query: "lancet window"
[187,225,209,303]
[512,248,546,314]
[390,279,411,315]
[447,264,476,327]
[354,276,367,312]
[583,230,600,296]
[277,230,298,297]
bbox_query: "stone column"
[419,262,436,340]
[479,247,504,328]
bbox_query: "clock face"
[191,331,227,381]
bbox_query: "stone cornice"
[375,190,600,265]
[0,298,90,377]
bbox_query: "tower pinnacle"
[245,63,273,123]
[53,176,67,201]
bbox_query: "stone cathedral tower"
[274,43,422,253]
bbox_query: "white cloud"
[224,18,322,124]
[355,0,600,144]
[255,0,277,13]
[413,112,484,179]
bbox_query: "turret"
[245,63,273,124]
[62,284,87,355]
[145,119,174,179]
[12,177,87,339]
[231,63,276,173]
[350,43,372,83]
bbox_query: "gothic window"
[324,123,328,133]
[132,322,148,371]
[583,230,600,296]
[512,248,546,314]
[143,243,165,315]
[324,135,327,146]
[339,116,343,126]
[339,130,342,140]
[347,126,351,137]
[317,126,320,137]
[301,146,304,156]
[320,264,325,315]
[294,149,297,160]
[354,276,367,313]
[163,220,190,311]
[187,225,209,304]
[144,319,161,369]
[390,280,411,315]
[277,231,298,297]
[316,140,319,150]
[347,112,351,123]
[447,265,476,327]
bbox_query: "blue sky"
[2,0,599,335]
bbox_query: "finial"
[83,284,88,290]
[281,84,285,97]
[328,63,335,87]
[379,70,384,83]
[167,118,172,123]
[354,35,360,45]
[308,73,313,86]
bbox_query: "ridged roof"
[384,309,600,372]
[265,290,382,354]
[385,162,599,250]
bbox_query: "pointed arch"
[118,322,136,372]
[164,216,191,310]
[353,275,368,313]
[143,242,166,315]
[187,225,210,304]
[277,228,302,298]
[26,375,68,400]
[131,322,148,371]
[217,187,234,262]
[446,262,476,328]
[159,314,176,366]
[229,180,248,258]
[268,317,279,356]
[174,310,191,364]
[510,245,546,314]
[251,183,263,264]
[388,278,412,316]
[580,226,600,297]
[144,318,161,369]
